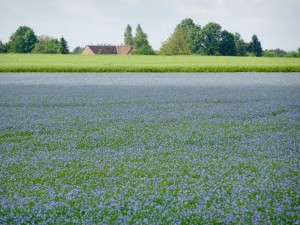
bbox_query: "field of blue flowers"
[1,73,300,224]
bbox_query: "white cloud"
[119,0,141,4]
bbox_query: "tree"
[131,44,155,55]
[59,36,69,54]
[249,34,263,57]
[160,18,201,55]
[219,30,236,56]
[7,26,37,53]
[188,25,201,54]
[159,27,189,55]
[177,18,201,54]
[72,46,84,54]
[263,48,287,57]
[133,24,149,49]
[263,50,276,57]
[272,48,287,57]
[32,35,61,54]
[298,47,300,54]
[0,41,7,53]
[234,33,247,56]
[287,51,299,58]
[199,22,222,55]
[176,18,196,30]
[132,24,155,55]
[124,24,134,46]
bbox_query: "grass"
[0,54,300,72]
[0,73,299,224]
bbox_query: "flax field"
[0,73,300,224]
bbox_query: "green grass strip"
[1,54,300,72]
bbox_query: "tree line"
[122,18,299,57]
[0,26,69,54]
[158,18,299,57]
[1,21,299,57]
[159,18,263,56]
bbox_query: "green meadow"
[0,54,300,72]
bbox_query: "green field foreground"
[0,54,300,72]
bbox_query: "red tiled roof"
[116,45,133,55]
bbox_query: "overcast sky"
[1,0,299,51]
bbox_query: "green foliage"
[177,18,202,54]
[7,26,37,53]
[32,35,69,54]
[263,50,276,57]
[219,30,236,56]
[59,36,69,54]
[32,35,61,54]
[0,40,7,53]
[248,35,263,57]
[176,18,196,30]
[131,44,155,55]
[129,24,155,55]
[159,19,274,57]
[199,22,222,55]
[160,18,201,55]
[188,25,201,54]
[263,48,299,58]
[263,48,287,57]
[72,46,84,54]
[234,33,247,56]
[133,24,149,49]
[286,51,299,58]
[159,27,190,55]
[124,24,134,46]
[246,52,256,57]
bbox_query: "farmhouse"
[81,45,133,55]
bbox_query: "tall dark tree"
[234,33,247,56]
[219,30,236,56]
[7,26,37,53]
[249,34,263,57]
[132,24,155,54]
[133,24,149,49]
[59,36,69,54]
[124,24,134,46]
[0,41,7,53]
[199,22,222,55]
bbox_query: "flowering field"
[1,73,300,224]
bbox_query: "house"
[81,45,133,55]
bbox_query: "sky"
[0,0,299,51]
